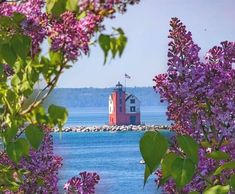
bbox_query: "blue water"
[53,131,173,194]
[66,106,169,127]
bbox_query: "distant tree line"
[44,87,163,108]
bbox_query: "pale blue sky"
[57,0,235,88]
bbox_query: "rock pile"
[53,125,169,132]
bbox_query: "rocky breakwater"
[53,125,170,133]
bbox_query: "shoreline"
[53,124,170,133]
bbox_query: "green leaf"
[98,34,111,64]
[139,131,168,174]
[6,138,29,163]
[12,12,26,24]
[46,0,56,13]
[51,0,66,17]
[21,81,33,96]
[0,64,3,75]
[0,16,12,26]
[15,138,30,156]
[66,0,78,11]
[4,90,18,114]
[204,185,229,194]
[6,142,21,163]
[11,74,21,90]
[177,135,199,164]
[1,43,17,66]
[201,141,211,148]
[29,106,49,125]
[25,125,44,149]
[189,192,200,194]
[117,34,127,57]
[77,11,86,20]
[12,35,31,60]
[162,152,177,178]
[110,38,118,58]
[49,51,63,65]
[5,126,18,141]
[230,174,235,190]
[171,158,195,188]
[48,104,68,129]
[214,161,235,175]
[207,151,229,160]
[115,28,125,35]
[144,165,151,185]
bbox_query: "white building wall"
[109,95,114,114]
[125,94,140,114]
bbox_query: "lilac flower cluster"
[0,0,139,60]
[0,0,47,55]
[154,18,235,193]
[0,131,63,193]
[49,11,101,61]
[64,172,100,194]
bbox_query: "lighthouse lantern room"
[109,82,141,125]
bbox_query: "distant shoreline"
[53,124,170,133]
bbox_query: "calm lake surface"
[54,131,173,194]
[65,106,170,126]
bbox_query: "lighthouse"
[109,82,141,125]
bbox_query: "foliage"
[140,131,168,185]
[0,129,63,193]
[99,28,127,64]
[0,0,139,192]
[64,172,100,194]
[140,18,235,194]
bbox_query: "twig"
[20,64,65,116]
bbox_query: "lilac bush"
[0,0,140,60]
[153,18,235,193]
[0,130,63,193]
[0,130,100,194]
[0,0,140,193]
[0,0,47,55]
[64,172,100,194]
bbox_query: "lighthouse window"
[130,106,136,112]
[130,99,135,104]
[119,98,122,104]
[119,107,122,112]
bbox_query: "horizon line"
[55,86,155,89]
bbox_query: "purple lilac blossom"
[0,131,63,193]
[64,172,100,194]
[0,0,139,60]
[154,18,235,193]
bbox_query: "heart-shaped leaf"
[25,125,44,149]
[204,185,229,194]
[140,131,168,184]
[171,157,195,188]
[177,135,199,164]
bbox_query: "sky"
[57,0,235,88]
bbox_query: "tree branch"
[20,64,65,116]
